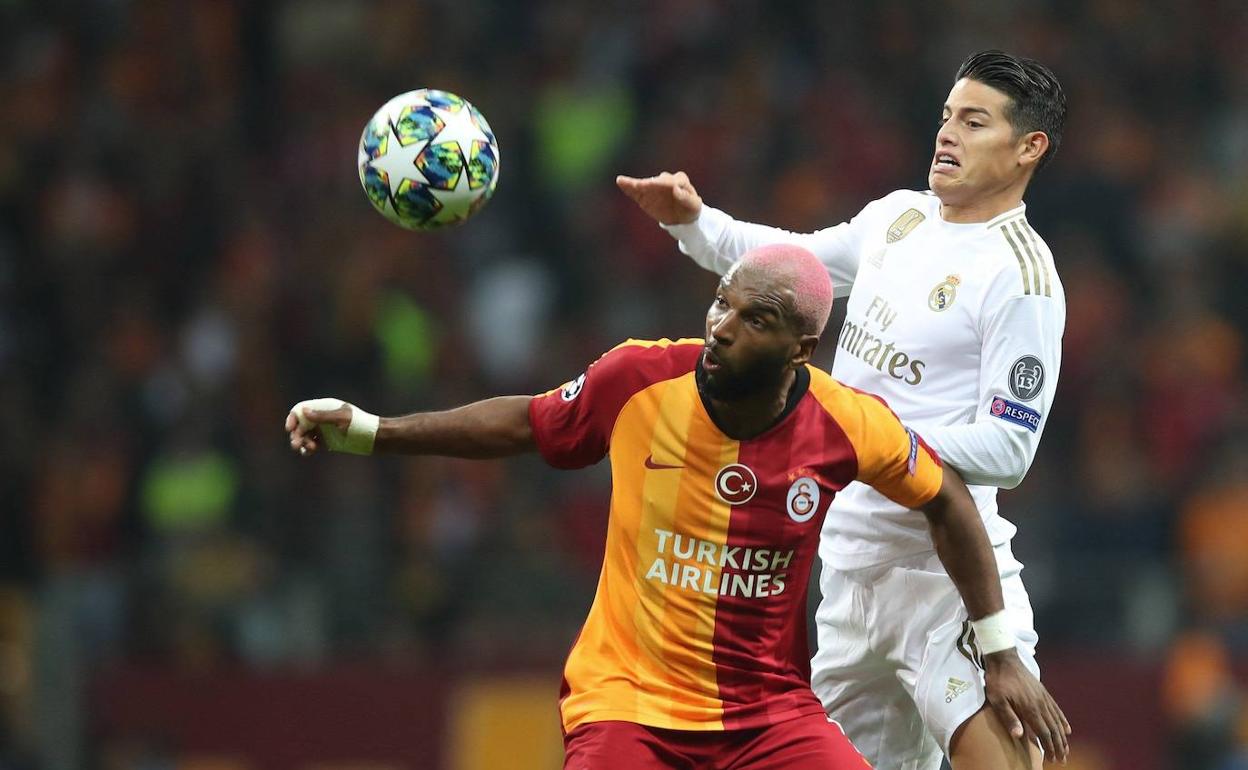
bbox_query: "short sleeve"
[849,391,945,509]
[529,340,693,469]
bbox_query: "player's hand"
[983,649,1071,763]
[285,399,353,457]
[616,171,703,225]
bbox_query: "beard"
[698,348,791,401]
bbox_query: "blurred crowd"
[1,0,1246,768]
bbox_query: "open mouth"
[934,153,961,168]
[703,348,724,372]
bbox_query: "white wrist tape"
[971,610,1016,655]
[292,397,379,456]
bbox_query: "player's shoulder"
[872,188,938,207]
[861,189,940,219]
[976,210,1064,303]
[804,366,899,426]
[602,337,702,364]
[542,337,699,407]
[593,337,702,383]
[852,190,942,242]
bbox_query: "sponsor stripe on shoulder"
[1018,221,1052,297]
[1010,220,1046,298]
[1008,222,1048,297]
[999,220,1033,295]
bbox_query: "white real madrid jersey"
[664,190,1066,569]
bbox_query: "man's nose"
[711,311,737,343]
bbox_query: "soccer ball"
[357,89,500,230]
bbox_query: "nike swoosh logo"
[644,454,683,470]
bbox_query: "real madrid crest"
[928,275,961,312]
[886,208,926,243]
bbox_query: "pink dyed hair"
[736,243,834,335]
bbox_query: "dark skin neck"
[702,367,798,440]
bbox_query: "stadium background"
[2,0,1246,768]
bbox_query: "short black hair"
[955,50,1067,172]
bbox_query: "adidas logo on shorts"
[945,677,971,704]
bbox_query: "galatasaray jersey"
[666,191,1066,569]
[528,338,943,733]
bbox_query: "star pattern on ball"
[369,124,428,197]
[427,105,492,189]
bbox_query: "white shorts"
[810,543,1040,770]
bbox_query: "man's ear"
[1018,130,1050,170]
[791,335,819,368]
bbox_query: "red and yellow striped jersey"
[529,338,943,733]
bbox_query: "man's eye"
[749,316,766,328]
[967,120,983,129]
[715,295,727,307]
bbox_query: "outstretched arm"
[616,171,865,297]
[919,469,1071,763]
[285,396,536,459]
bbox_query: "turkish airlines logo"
[785,477,820,523]
[715,463,757,505]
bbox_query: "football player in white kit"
[618,50,1071,769]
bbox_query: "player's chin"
[928,173,964,201]
[700,370,741,400]
[701,370,726,394]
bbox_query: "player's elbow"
[952,426,1035,489]
[996,467,1027,490]
[993,433,1034,489]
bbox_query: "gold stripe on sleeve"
[1010,220,1045,298]
[1019,222,1052,297]
[999,222,1032,295]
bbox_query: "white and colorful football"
[357,89,500,230]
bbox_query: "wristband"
[970,610,1015,655]
[293,398,379,456]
